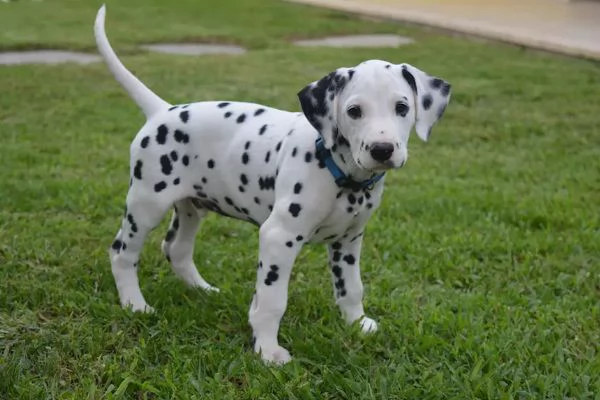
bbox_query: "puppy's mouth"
[356,157,399,173]
[373,159,401,172]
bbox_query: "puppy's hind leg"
[161,198,219,292]
[110,187,171,312]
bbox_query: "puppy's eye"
[347,105,362,119]
[395,102,409,117]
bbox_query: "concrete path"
[0,50,100,65]
[287,0,600,60]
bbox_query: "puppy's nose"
[370,142,394,162]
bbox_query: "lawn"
[1,0,599,398]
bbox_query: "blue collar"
[315,137,385,191]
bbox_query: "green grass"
[1,0,599,398]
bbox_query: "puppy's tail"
[94,5,170,119]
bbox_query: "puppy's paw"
[202,284,220,293]
[359,316,378,334]
[256,344,292,365]
[123,300,154,314]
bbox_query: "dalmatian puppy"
[94,5,451,364]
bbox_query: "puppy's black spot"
[296,235,303,241]
[259,124,267,135]
[111,239,123,251]
[165,229,175,242]
[133,160,143,180]
[286,241,293,248]
[264,269,279,286]
[239,185,245,193]
[333,251,341,262]
[430,78,443,89]
[156,124,168,144]
[254,108,265,116]
[350,232,363,242]
[225,197,234,206]
[347,206,353,213]
[170,151,178,161]
[385,64,391,69]
[343,254,356,265]
[275,141,282,152]
[347,193,356,204]
[367,203,373,209]
[332,242,342,250]
[168,105,178,111]
[264,264,279,285]
[218,102,230,108]
[154,181,167,192]
[174,130,190,144]
[207,159,215,169]
[245,141,251,150]
[173,177,180,185]
[337,135,350,147]
[160,154,173,175]
[202,177,208,184]
[401,66,418,94]
[182,155,189,166]
[141,136,150,148]
[180,111,189,123]
[291,147,298,157]
[294,182,302,194]
[254,197,260,205]
[236,114,246,124]
[265,151,271,163]
[304,152,312,163]
[240,173,248,185]
[332,265,342,278]
[441,82,451,97]
[242,153,249,164]
[422,94,433,110]
[258,176,275,191]
[358,196,364,205]
[288,203,301,217]
[224,111,232,118]
[127,213,138,233]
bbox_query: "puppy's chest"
[310,187,382,243]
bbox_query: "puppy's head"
[298,60,451,172]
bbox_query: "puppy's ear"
[399,63,451,142]
[297,68,353,149]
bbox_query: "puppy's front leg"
[248,213,306,365]
[328,234,378,333]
